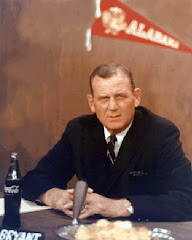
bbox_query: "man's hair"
[89,63,135,95]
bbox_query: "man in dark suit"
[22,63,192,221]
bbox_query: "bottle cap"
[11,152,18,159]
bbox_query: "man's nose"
[108,98,118,110]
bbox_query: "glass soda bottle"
[2,152,21,228]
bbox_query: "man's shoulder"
[67,114,100,128]
[136,106,177,130]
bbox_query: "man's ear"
[133,88,141,107]
[87,94,96,113]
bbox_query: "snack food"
[75,219,150,240]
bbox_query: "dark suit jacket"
[22,106,192,221]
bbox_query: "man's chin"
[105,124,124,134]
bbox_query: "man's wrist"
[101,198,134,217]
[39,187,59,206]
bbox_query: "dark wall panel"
[0,0,192,190]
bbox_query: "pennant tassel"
[85,0,101,51]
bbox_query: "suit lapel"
[103,108,149,195]
[83,109,149,196]
[83,116,110,195]
[116,110,145,170]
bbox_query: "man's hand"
[78,192,133,219]
[39,188,74,217]
[39,188,133,219]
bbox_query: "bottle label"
[4,185,20,194]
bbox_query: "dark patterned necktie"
[107,135,117,164]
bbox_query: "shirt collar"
[104,122,132,146]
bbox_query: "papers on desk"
[0,198,51,216]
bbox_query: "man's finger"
[78,205,94,219]
[78,210,93,219]
[87,187,94,193]
[63,201,73,209]
[67,188,74,194]
[63,209,73,217]
[80,208,87,214]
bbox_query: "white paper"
[0,198,51,216]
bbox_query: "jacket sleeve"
[129,122,192,221]
[21,121,75,201]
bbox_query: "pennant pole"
[85,0,102,51]
[95,0,101,18]
[85,28,92,52]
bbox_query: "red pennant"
[92,0,192,54]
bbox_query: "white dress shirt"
[104,122,132,158]
[103,122,134,215]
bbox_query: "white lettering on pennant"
[125,20,179,49]
[102,7,180,49]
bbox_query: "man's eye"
[99,97,109,101]
[116,95,127,100]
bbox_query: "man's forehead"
[92,72,130,84]
[92,74,132,96]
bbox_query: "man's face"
[87,72,141,135]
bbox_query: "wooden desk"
[1,209,192,240]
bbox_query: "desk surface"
[1,209,192,240]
